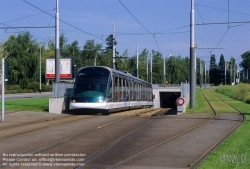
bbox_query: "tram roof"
[78,66,152,85]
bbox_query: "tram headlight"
[98,97,104,103]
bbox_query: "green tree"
[240,50,250,70]
[105,34,117,51]
[139,49,149,81]
[59,33,68,56]
[229,57,236,84]
[151,50,163,84]
[62,40,82,70]
[218,54,225,85]
[240,51,250,82]
[115,49,130,72]
[209,54,218,85]
[82,40,100,66]
[4,32,39,86]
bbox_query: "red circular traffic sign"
[176,97,185,106]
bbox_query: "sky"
[1,0,250,67]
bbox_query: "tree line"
[0,31,249,91]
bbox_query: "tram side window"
[123,78,127,99]
[126,79,129,100]
[119,77,123,98]
[141,84,144,100]
[107,80,113,98]
[129,81,132,100]
[137,83,139,99]
[146,86,148,100]
[135,83,138,100]
[150,88,153,100]
[139,84,141,100]
[142,84,144,101]
[115,76,119,100]
[148,87,150,100]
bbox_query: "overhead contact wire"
[23,0,104,41]
[118,0,161,52]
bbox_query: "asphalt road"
[2,92,53,100]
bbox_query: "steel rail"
[103,91,244,169]
[0,108,161,168]
[76,111,215,168]
[207,91,246,121]
[74,108,167,168]
[0,114,72,130]
[191,90,246,169]
[104,114,215,169]
[0,116,131,168]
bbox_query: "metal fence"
[154,84,181,88]
[53,82,74,97]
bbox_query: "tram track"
[0,90,245,169]
[76,90,244,169]
[75,112,214,168]
[91,116,214,169]
[0,108,159,140]
[207,91,246,120]
[0,114,98,140]
[0,113,72,130]
[0,106,215,169]
[0,108,164,168]
[191,90,246,169]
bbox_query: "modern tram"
[69,66,154,114]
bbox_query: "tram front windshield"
[73,67,110,99]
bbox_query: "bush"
[41,84,52,92]
[1,83,52,94]
[216,83,250,104]
[28,83,39,92]
[244,95,250,104]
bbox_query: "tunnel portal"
[160,92,181,108]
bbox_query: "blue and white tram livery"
[69,66,154,113]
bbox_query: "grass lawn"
[185,89,211,114]
[1,97,50,112]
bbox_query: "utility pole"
[55,0,60,83]
[230,63,232,84]
[146,55,148,82]
[190,0,196,108]
[136,42,138,78]
[200,59,202,89]
[1,58,4,122]
[233,63,235,83]
[225,61,226,85]
[39,45,41,92]
[112,25,116,69]
[164,56,166,88]
[150,50,152,84]
[204,61,206,88]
